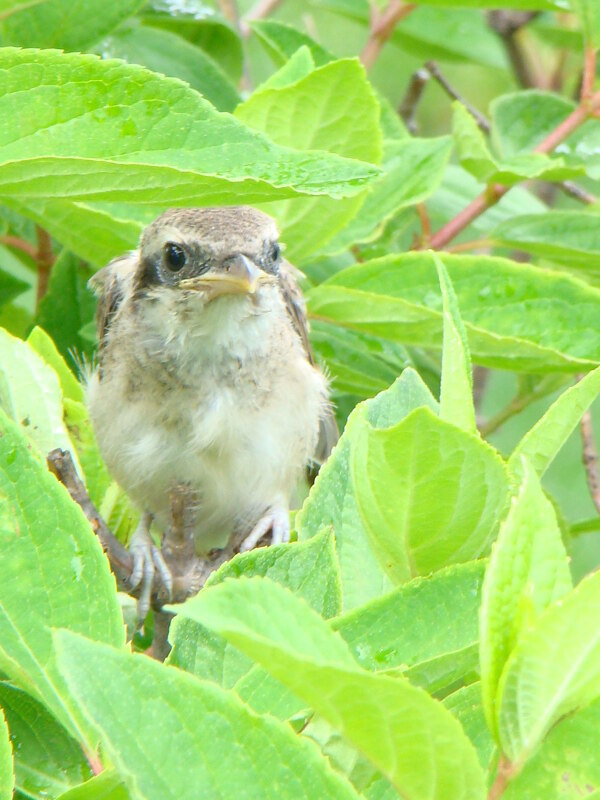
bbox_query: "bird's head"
[135,206,282,302]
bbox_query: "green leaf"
[235,58,382,262]
[258,45,315,90]
[326,137,452,253]
[352,407,509,583]
[492,212,600,278]
[392,7,509,67]
[172,577,487,800]
[141,6,243,82]
[35,250,96,366]
[453,102,581,184]
[452,103,497,182]
[443,684,495,772]
[99,22,241,112]
[0,49,377,206]
[310,322,411,398]
[26,327,84,404]
[63,398,112,508]
[307,252,600,372]
[509,367,600,477]
[491,91,575,157]
[168,530,342,692]
[0,683,91,799]
[297,369,438,610]
[0,411,124,746]
[0,0,145,51]
[55,630,362,800]
[574,0,600,48]
[250,19,334,67]
[6,198,146,268]
[498,570,600,764]
[504,697,600,799]
[56,771,129,800]
[0,704,12,800]
[334,561,485,677]
[479,460,572,739]
[0,267,28,310]
[434,253,476,433]
[0,327,78,462]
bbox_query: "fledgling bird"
[87,206,336,613]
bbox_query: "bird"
[87,206,337,617]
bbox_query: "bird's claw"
[240,505,290,552]
[129,514,173,623]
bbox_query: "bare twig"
[241,0,285,36]
[415,203,431,247]
[0,234,38,260]
[218,0,240,27]
[558,180,598,205]
[487,11,541,89]
[398,68,429,132]
[425,61,491,133]
[360,1,416,70]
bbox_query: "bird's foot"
[129,512,173,623]
[239,505,290,553]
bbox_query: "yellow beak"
[180,254,262,296]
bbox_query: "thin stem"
[479,388,539,438]
[425,61,491,133]
[577,373,600,516]
[581,47,597,103]
[360,1,415,70]
[488,756,517,800]
[558,180,597,205]
[0,234,38,260]
[415,203,431,247]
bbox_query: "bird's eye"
[270,242,281,262]
[164,242,186,272]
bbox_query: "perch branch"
[425,61,491,133]
[34,226,55,308]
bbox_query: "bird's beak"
[180,254,263,297]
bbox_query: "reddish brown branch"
[576,373,600,516]
[360,1,416,70]
[488,756,519,800]
[34,225,55,308]
[0,234,38,260]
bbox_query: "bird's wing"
[88,252,137,358]
[277,261,339,464]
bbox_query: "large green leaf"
[0,0,145,51]
[172,577,487,800]
[498,570,600,764]
[0,683,91,799]
[55,631,362,800]
[479,461,572,739]
[0,704,11,800]
[491,91,575,157]
[352,407,508,582]
[235,58,382,262]
[0,49,378,206]
[509,366,600,478]
[334,561,485,688]
[0,411,124,747]
[297,369,438,610]
[307,252,600,372]
[99,22,240,112]
[435,254,476,433]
